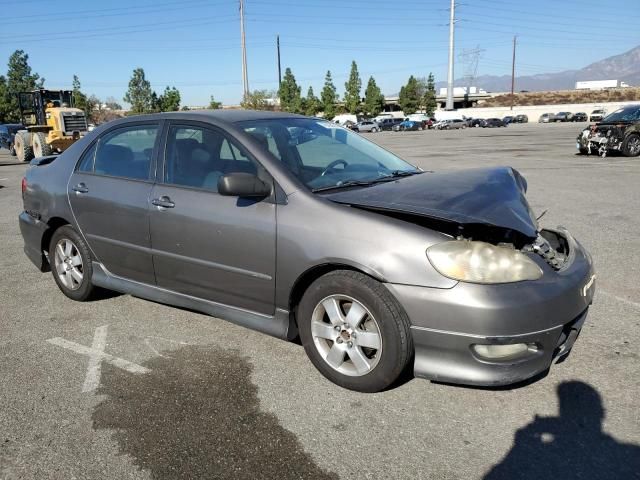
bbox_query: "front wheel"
[49,226,97,301]
[298,271,413,392]
[622,133,640,157]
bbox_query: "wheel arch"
[288,262,385,320]
[41,216,72,257]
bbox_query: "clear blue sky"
[2,0,639,106]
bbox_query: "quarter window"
[77,142,97,172]
[93,125,158,180]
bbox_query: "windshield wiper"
[311,180,377,193]
[311,170,423,193]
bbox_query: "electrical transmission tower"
[458,46,484,92]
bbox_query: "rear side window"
[94,125,158,180]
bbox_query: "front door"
[68,123,160,284]
[149,122,276,315]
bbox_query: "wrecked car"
[577,104,640,157]
[19,111,595,392]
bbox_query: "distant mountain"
[436,45,640,93]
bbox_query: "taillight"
[21,177,27,199]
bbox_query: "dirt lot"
[1,122,638,479]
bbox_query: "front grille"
[62,114,87,133]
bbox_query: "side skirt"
[91,262,292,340]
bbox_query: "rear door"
[149,122,276,315]
[68,123,160,284]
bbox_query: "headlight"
[426,241,543,284]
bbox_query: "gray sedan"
[352,120,380,133]
[19,110,595,392]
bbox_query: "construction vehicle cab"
[13,89,88,162]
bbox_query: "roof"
[120,109,306,124]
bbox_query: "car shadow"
[92,344,338,480]
[483,381,640,480]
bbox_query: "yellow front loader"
[13,89,88,162]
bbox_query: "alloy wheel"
[310,294,382,376]
[54,238,84,291]
[627,136,640,156]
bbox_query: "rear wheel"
[298,270,413,392]
[14,131,34,162]
[32,132,53,158]
[49,226,96,301]
[371,127,378,133]
[622,133,640,157]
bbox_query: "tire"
[32,132,53,158]
[49,225,96,301]
[297,270,413,392]
[14,131,34,163]
[622,133,640,157]
[372,127,378,133]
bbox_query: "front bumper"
[386,230,595,387]
[19,211,50,271]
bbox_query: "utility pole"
[277,35,282,88]
[445,0,456,110]
[510,35,517,111]
[240,0,249,98]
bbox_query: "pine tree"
[123,68,153,114]
[158,86,181,111]
[304,86,320,116]
[3,50,44,122]
[398,75,421,115]
[344,61,362,114]
[363,76,384,117]
[321,71,338,119]
[278,68,302,113]
[72,75,90,115]
[423,72,437,116]
[208,95,222,109]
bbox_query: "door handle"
[72,183,89,194]
[151,196,175,209]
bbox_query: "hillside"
[437,45,640,93]
[480,87,640,107]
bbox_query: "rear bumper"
[19,211,49,271]
[386,231,595,387]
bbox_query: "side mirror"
[217,172,271,198]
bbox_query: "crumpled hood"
[324,166,539,239]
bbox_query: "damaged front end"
[577,123,628,157]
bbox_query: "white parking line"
[47,325,150,392]
[600,290,640,309]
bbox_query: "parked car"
[538,113,553,123]
[589,109,607,122]
[19,111,595,392]
[468,118,484,128]
[393,119,422,132]
[577,104,640,157]
[553,112,572,122]
[514,114,529,123]
[352,120,380,133]
[378,117,404,131]
[483,118,506,128]
[437,118,467,130]
[571,112,588,122]
[0,124,24,156]
[502,116,514,124]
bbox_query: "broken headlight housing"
[427,241,543,284]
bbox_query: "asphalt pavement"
[1,122,638,479]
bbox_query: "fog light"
[472,343,535,360]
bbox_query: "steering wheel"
[321,159,349,176]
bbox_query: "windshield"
[602,106,640,123]
[238,117,418,191]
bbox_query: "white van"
[332,114,358,126]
